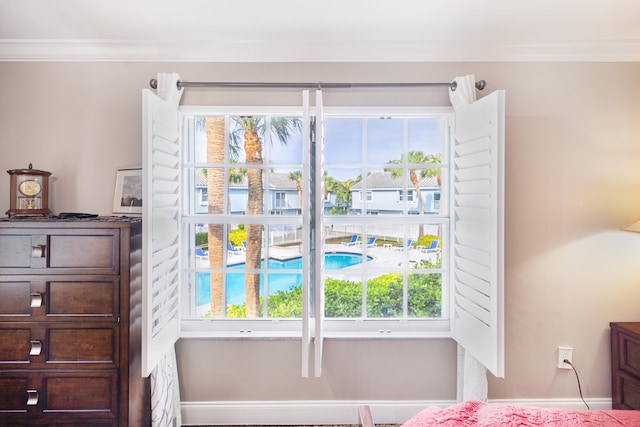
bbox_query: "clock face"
[18,179,42,197]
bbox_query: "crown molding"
[1,39,640,62]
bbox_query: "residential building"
[349,171,440,215]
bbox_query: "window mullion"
[301,90,312,377]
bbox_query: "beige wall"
[1,61,640,405]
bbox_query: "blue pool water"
[196,252,369,306]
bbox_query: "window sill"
[180,318,451,340]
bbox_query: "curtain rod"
[148,79,485,92]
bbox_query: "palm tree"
[288,170,303,213]
[230,116,302,317]
[324,173,359,214]
[385,151,441,237]
[205,117,226,317]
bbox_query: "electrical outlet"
[557,346,573,369]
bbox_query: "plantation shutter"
[141,88,181,376]
[314,89,325,377]
[451,90,505,378]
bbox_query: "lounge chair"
[195,247,208,259]
[394,239,414,250]
[341,234,359,246]
[420,240,439,253]
[363,236,377,247]
[228,242,242,256]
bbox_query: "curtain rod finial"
[149,78,157,89]
[475,80,486,90]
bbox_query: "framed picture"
[113,168,142,215]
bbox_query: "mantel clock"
[6,164,51,217]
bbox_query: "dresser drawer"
[615,370,640,410]
[0,322,119,369]
[0,370,119,422]
[616,329,640,378]
[0,276,119,321]
[0,228,120,275]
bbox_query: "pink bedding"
[401,400,640,427]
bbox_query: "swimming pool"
[196,252,369,306]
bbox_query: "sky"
[193,115,446,182]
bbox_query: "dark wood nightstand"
[611,322,640,409]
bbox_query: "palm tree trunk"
[410,170,425,237]
[244,126,263,317]
[206,117,225,317]
[296,181,303,214]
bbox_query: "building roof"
[195,171,298,190]
[351,171,439,190]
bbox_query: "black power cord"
[563,358,590,410]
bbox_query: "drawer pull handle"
[31,245,46,258]
[30,340,42,356]
[27,390,39,406]
[30,293,43,308]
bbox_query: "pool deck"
[196,242,440,272]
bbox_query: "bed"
[358,400,640,427]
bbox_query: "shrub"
[196,231,208,247]
[416,234,439,248]
[229,229,247,248]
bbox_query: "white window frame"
[179,105,453,338]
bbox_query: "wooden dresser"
[611,322,640,410]
[0,217,150,426]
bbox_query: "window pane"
[407,117,445,157]
[366,117,403,164]
[267,119,303,165]
[193,116,226,164]
[324,167,361,216]
[194,168,226,214]
[324,117,363,164]
[408,272,442,318]
[266,272,302,318]
[268,168,303,216]
[366,273,403,318]
[325,277,362,318]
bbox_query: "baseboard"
[487,397,613,410]
[180,397,613,426]
[181,400,446,425]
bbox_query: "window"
[143,87,504,378]
[199,188,208,206]
[179,106,451,336]
[432,192,441,212]
[274,191,287,209]
[400,190,414,202]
